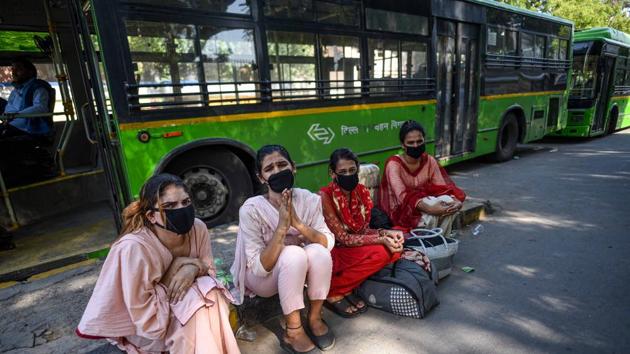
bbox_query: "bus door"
[435,20,479,158]
[592,55,615,133]
[69,0,127,228]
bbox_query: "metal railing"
[486,54,571,70]
[124,77,436,110]
[613,85,630,96]
[569,87,596,99]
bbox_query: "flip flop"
[306,318,336,351]
[345,293,368,314]
[324,297,359,318]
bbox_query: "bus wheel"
[492,113,519,162]
[607,107,619,135]
[166,148,253,227]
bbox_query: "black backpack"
[358,259,439,319]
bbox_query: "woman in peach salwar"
[77,173,239,354]
[231,145,335,353]
[379,120,466,235]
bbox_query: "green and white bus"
[88,0,573,223]
[556,27,630,137]
[0,0,572,280]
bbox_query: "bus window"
[267,31,317,101]
[614,66,625,87]
[365,7,428,36]
[0,62,71,120]
[0,66,12,102]
[126,0,251,15]
[265,0,313,21]
[320,35,361,99]
[401,41,428,94]
[315,1,360,26]
[558,39,568,60]
[571,53,598,99]
[126,21,200,110]
[368,39,399,93]
[534,35,546,58]
[521,32,535,57]
[402,42,428,78]
[199,26,258,105]
[487,26,517,56]
[547,38,560,60]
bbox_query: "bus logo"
[307,123,335,144]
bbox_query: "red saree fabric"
[320,181,400,297]
[378,154,466,231]
[329,245,401,297]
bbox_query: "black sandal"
[306,318,336,351]
[324,297,359,318]
[280,324,320,354]
[345,293,368,314]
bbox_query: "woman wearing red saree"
[320,148,404,318]
[378,120,466,234]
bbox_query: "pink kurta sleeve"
[238,204,272,277]
[117,241,171,340]
[192,219,216,277]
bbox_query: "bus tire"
[492,113,519,162]
[165,148,253,227]
[607,107,619,135]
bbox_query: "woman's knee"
[277,245,308,268]
[305,243,332,266]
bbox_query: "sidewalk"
[0,198,485,354]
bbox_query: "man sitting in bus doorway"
[0,57,55,188]
[0,57,53,138]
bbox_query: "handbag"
[405,228,459,279]
[358,259,439,319]
[369,207,392,229]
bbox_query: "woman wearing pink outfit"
[77,173,240,354]
[231,145,335,353]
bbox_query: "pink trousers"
[245,244,332,315]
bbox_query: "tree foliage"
[498,0,630,33]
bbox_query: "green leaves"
[498,0,630,33]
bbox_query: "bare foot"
[284,325,316,352]
[346,292,366,310]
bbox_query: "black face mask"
[405,144,426,159]
[153,204,196,235]
[335,172,359,191]
[267,169,294,193]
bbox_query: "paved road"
[239,130,630,354]
[2,130,629,353]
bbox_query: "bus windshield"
[571,42,599,99]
